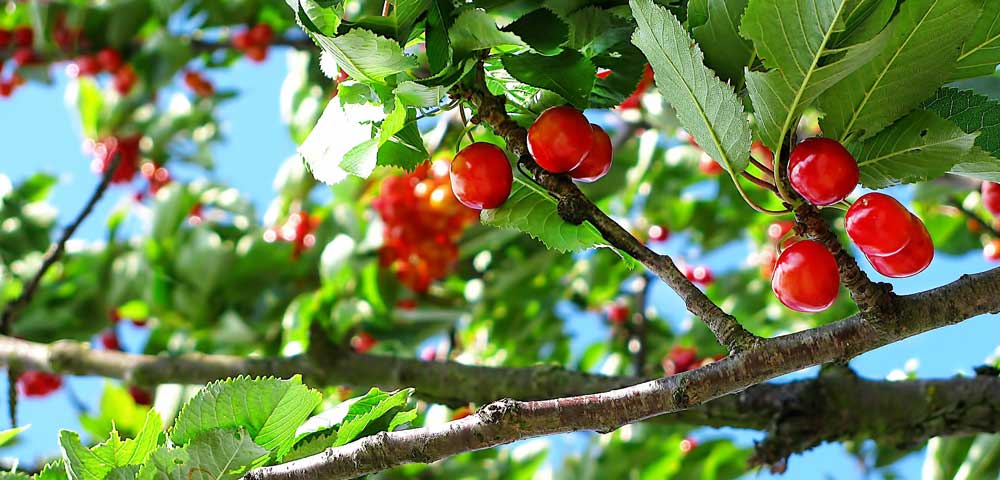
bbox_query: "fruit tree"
[2,0,1000,478]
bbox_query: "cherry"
[669,346,698,372]
[91,136,141,184]
[771,240,840,312]
[0,29,10,49]
[97,48,123,72]
[128,386,153,406]
[758,248,777,279]
[74,55,101,77]
[619,64,653,110]
[751,140,774,164]
[183,70,215,97]
[698,152,723,175]
[113,65,137,95]
[982,182,1000,217]
[99,330,120,350]
[419,346,437,361]
[606,302,630,325]
[396,298,417,310]
[527,106,593,173]
[846,192,913,257]
[648,224,669,242]
[450,142,513,210]
[12,26,32,47]
[12,48,37,66]
[0,81,12,98]
[680,437,698,454]
[788,138,859,206]
[351,332,378,353]
[595,69,613,79]
[451,406,473,421]
[249,24,274,46]
[569,124,613,182]
[984,239,1000,262]
[245,45,268,62]
[767,221,794,243]
[866,214,933,278]
[17,371,62,398]
[684,265,714,286]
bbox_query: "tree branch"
[450,65,760,353]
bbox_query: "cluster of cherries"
[183,70,215,97]
[69,47,137,95]
[449,105,614,210]
[263,210,317,259]
[980,182,1000,261]
[770,138,933,312]
[0,26,35,97]
[374,161,479,292]
[232,24,274,63]
[86,135,172,195]
[661,344,723,376]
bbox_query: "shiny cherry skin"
[984,239,1000,262]
[866,214,933,278]
[684,265,714,286]
[351,332,378,353]
[751,140,774,164]
[99,330,121,350]
[527,106,593,173]
[606,302,629,325]
[648,224,669,242]
[846,192,913,257]
[569,124,613,182]
[983,182,1000,217]
[771,240,840,313]
[97,48,123,72]
[698,152,723,175]
[788,138,859,206]
[450,142,513,210]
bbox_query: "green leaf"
[299,100,385,184]
[393,81,446,107]
[501,51,596,109]
[170,376,322,459]
[449,8,525,56]
[313,29,418,84]
[835,0,896,46]
[688,0,753,85]
[482,178,608,252]
[850,110,978,188]
[334,388,414,446]
[60,431,111,480]
[137,429,268,480]
[952,1,1000,81]
[34,460,67,480]
[922,87,1000,181]
[630,0,752,174]
[377,122,428,172]
[74,78,103,139]
[104,466,139,480]
[741,0,887,152]
[819,0,980,142]
[589,42,646,109]
[283,430,338,463]
[393,0,432,41]
[425,0,454,72]
[503,8,569,55]
[61,411,163,480]
[294,0,343,37]
[0,424,29,447]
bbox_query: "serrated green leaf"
[425,0,454,72]
[819,0,980,142]
[922,87,1000,181]
[449,9,525,56]
[377,122,428,171]
[313,29,418,84]
[387,408,418,431]
[503,8,568,55]
[741,0,887,153]
[481,178,607,252]
[851,110,978,188]
[60,410,163,480]
[952,0,1000,81]
[335,388,413,446]
[393,81,446,107]
[501,51,596,109]
[630,0,751,174]
[835,0,895,46]
[170,376,322,459]
[589,42,646,109]
[104,466,139,480]
[60,431,111,480]
[299,100,385,184]
[688,0,753,85]
[294,0,342,37]
[34,460,67,480]
[393,0,431,41]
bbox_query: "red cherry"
[99,330,120,350]
[12,48,37,66]
[249,24,274,46]
[233,30,252,50]
[12,26,32,47]
[17,371,62,398]
[595,69,613,79]
[450,142,513,210]
[698,152,723,175]
[985,239,1000,262]
[771,240,840,312]
[982,182,1000,217]
[866,214,933,278]
[0,29,10,48]
[767,221,794,243]
[751,140,774,164]
[128,386,153,406]
[668,345,698,372]
[527,106,593,173]
[606,302,630,325]
[113,65,137,95]
[244,45,268,62]
[788,138,859,206]
[0,81,12,98]
[97,48,124,72]
[569,124,613,182]
[351,332,378,353]
[680,437,698,454]
[618,64,653,110]
[758,249,777,279]
[75,55,101,76]
[684,265,714,286]
[648,225,669,242]
[846,192,913,257]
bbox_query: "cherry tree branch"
[245,265,1000,479]
[450,66,761,353]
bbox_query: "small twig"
[382,0,392,17]
[949,199,1000,238]
[749,156,774,175]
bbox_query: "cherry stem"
[382,0,391,17]
[458,104,475,144]
[741,171,779,193]
[731,173,791,215]
[749,156,774,176]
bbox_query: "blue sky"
[1,48,997,478]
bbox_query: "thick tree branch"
[450,66,760,353]
[244,266,1000,479]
